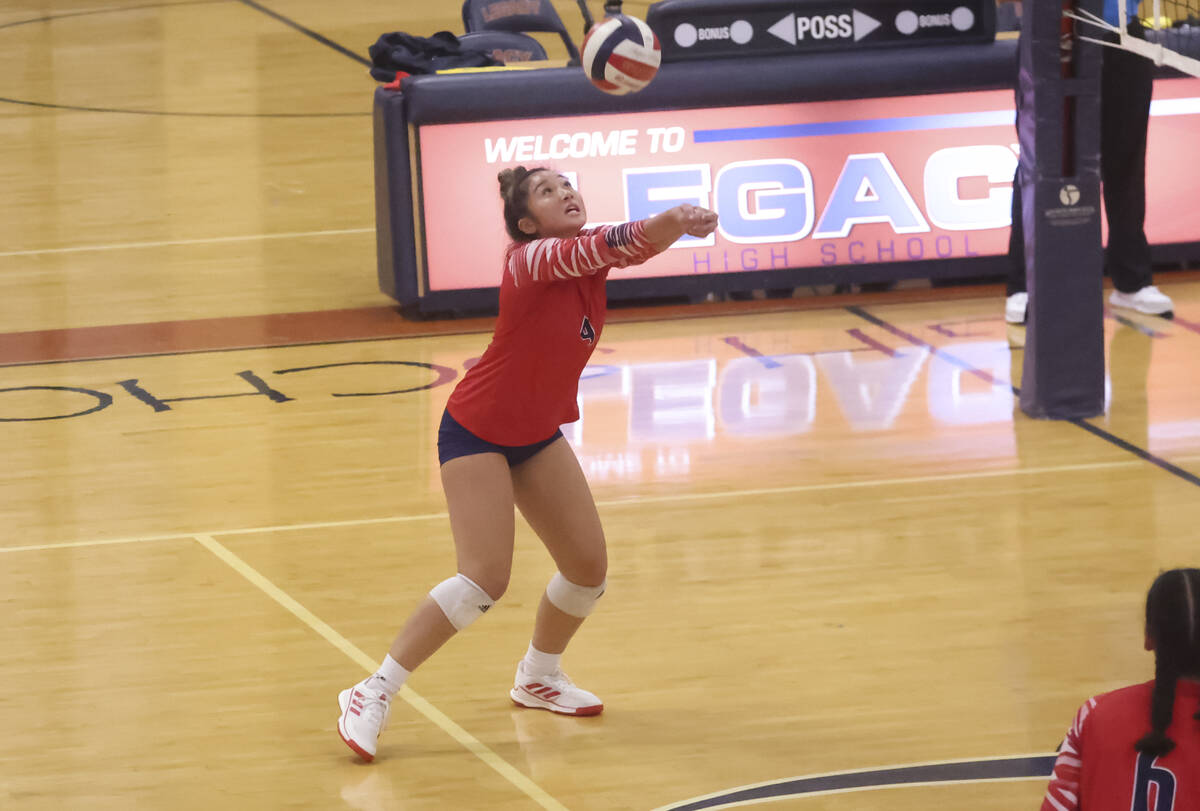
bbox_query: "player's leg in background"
[1099,25,1154,294]
[1008,164,1027,296]
[1004,29,1031,324]
[1005,74,1029,324]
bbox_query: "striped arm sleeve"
[603,220,659,267]
[506,222,655,285]
[1040,699,1092,811]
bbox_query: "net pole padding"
[1017,0,1106,419]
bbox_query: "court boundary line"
[0,333,453,371]
[0,328,893,371]
[653,775,1051,810]
[0,94,370,119]
[0,0,369,118]
[191,533,568,811]
[0,227,373,258]
[4,279,1196,372]
[4,282,1195,370]
[236,0,371,66]
[650,752,1056,810]
[0,458,1170,555]
[0,0,230,31]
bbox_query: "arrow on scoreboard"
[768,13,797,44]
[766,10,883,45]
[852,9,882,40]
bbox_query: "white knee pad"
[429,574,495,630]
[545,572,606,618]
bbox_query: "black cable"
[575,0,594,35]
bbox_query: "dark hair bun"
[498,166,531,201]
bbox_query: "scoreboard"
[645,0,997,60]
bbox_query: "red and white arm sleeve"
[505,222,657,285]
[1040,699,1092,811]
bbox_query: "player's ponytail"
[497,166,549,243]
[1135,657,1179,757]
[1134,568,1200,757]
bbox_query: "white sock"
[369,654,410,697]
[522,643,562,676]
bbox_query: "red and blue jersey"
[1041,679,1200,811]
[446,222,657,446]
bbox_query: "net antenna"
[1065,0,1200,77]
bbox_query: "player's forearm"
[642,207,689,252]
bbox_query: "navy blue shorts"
[437,410,562,467]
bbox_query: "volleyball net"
[1067,0,1200,76]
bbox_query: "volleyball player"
[1040,568,1200,810]
[335,166,718,762]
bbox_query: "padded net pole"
[1017,0,1106,418]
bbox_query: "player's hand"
[675,204,719,238]
[643,204,720,251]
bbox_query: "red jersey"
[1041,679,1200,811]
[446,222,657,445]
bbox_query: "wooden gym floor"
[2,2,1199,809]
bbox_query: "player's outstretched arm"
[507,206,718,284]
[510,221,654,284]
[643,204,719,252]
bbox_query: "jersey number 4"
[579,316,596,344]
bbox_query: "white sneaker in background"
[337,678,391,762]
[1109,285,1174,318]
[1005,291,1028,325]
[510,661,603,717]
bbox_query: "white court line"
[2,533,207,554]
[192,534,568,811]
[0,227,373,258]
[0,458,1157,555]
[0,512,449,554]
[592,459,1143,509]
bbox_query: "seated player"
[1040,568,1199,810]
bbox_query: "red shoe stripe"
[512,690,604,716]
